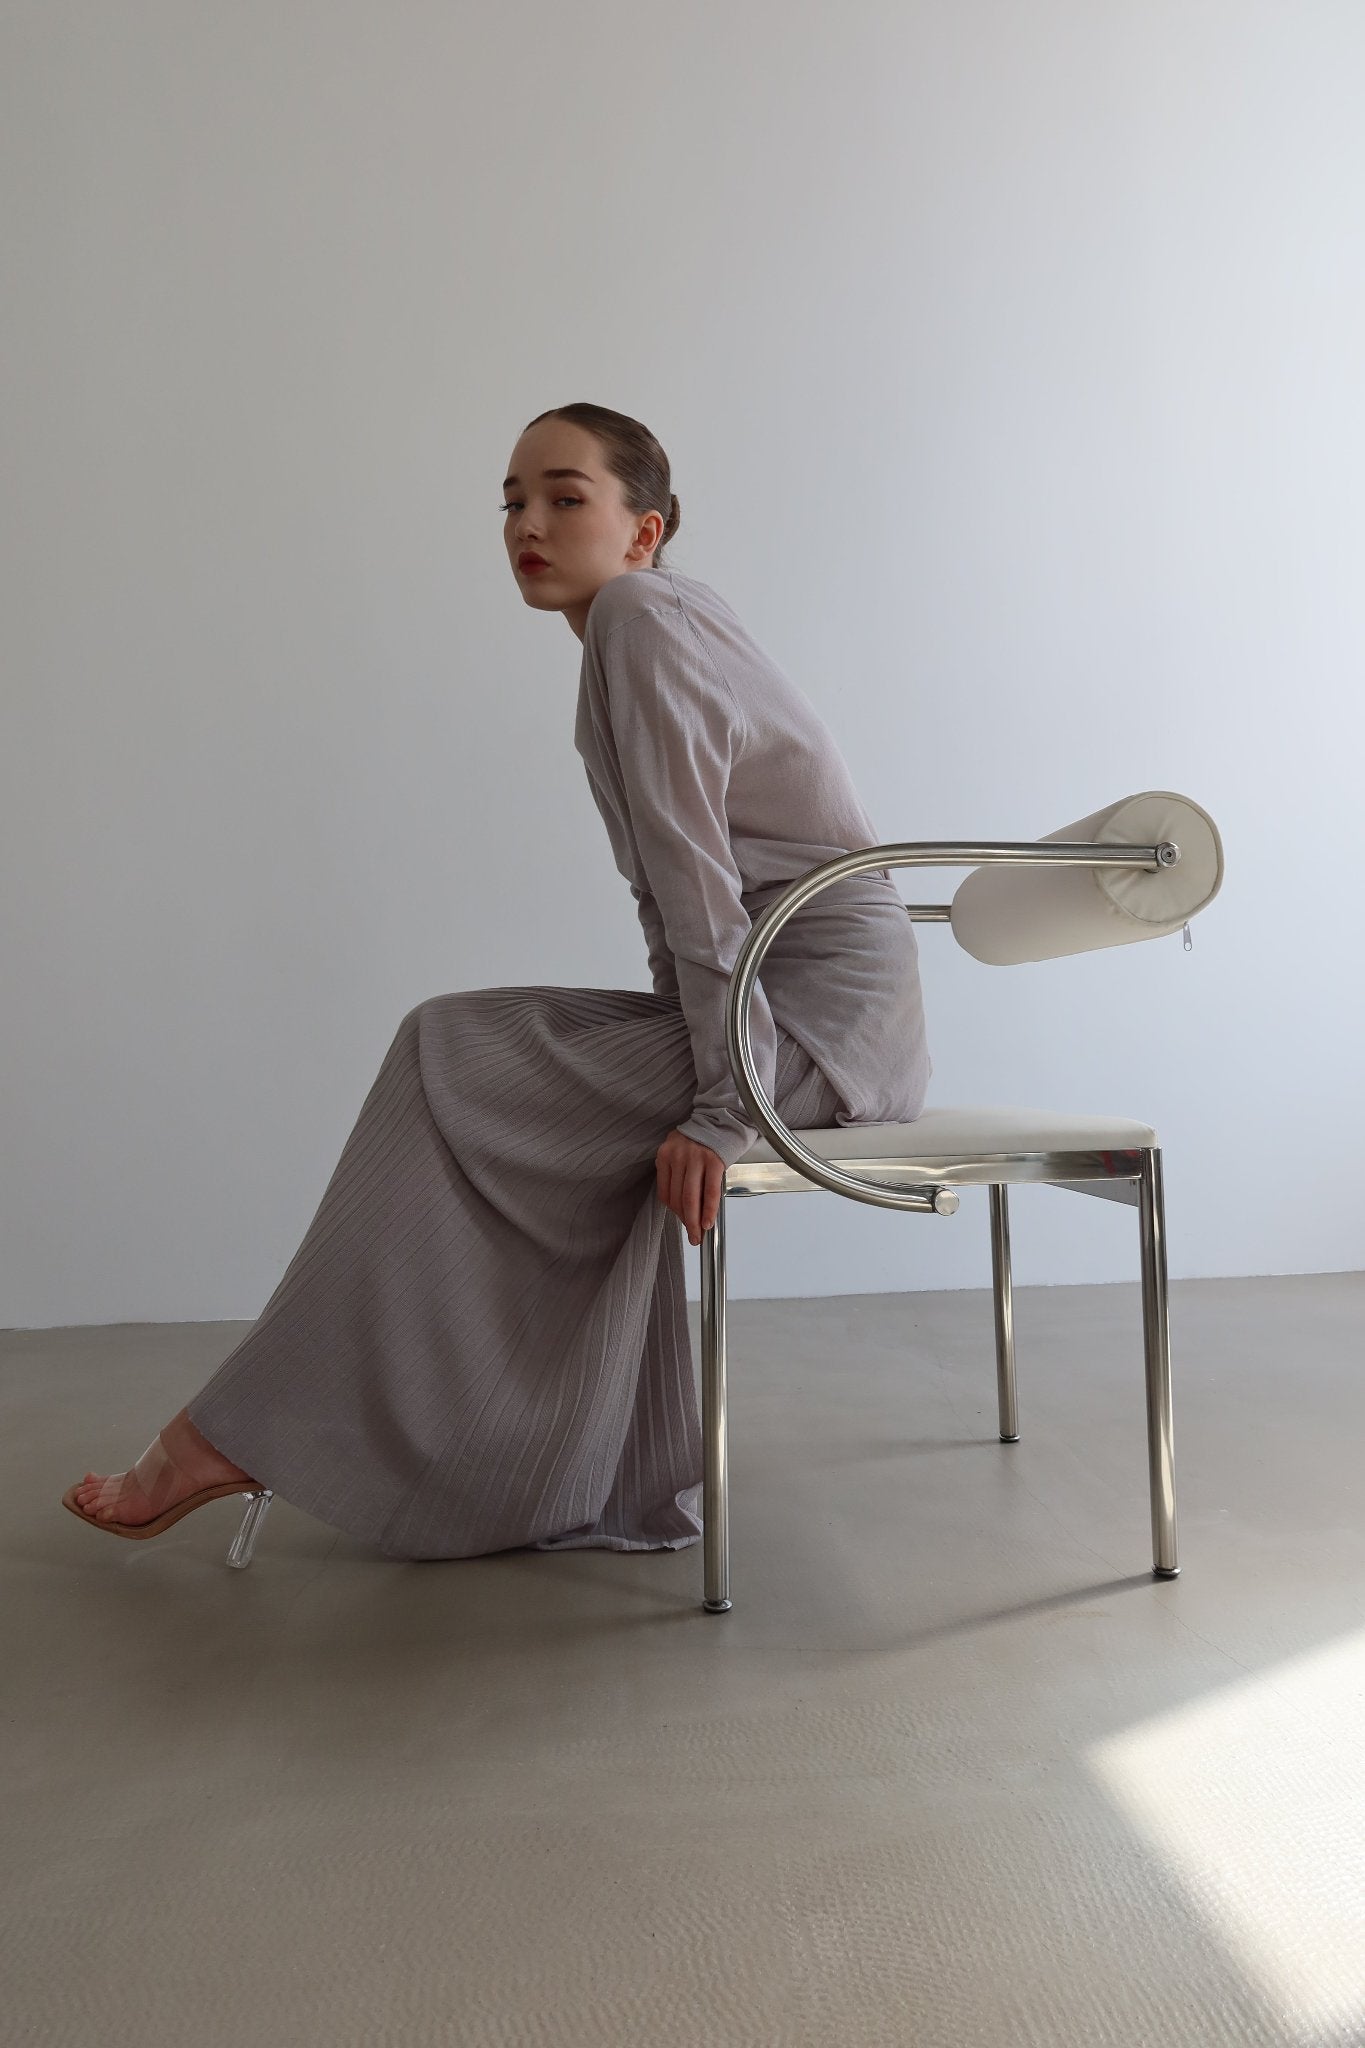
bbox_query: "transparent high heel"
[61,1431,274,1567]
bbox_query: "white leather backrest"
[949,791,1224,965]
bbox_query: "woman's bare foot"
[70,1407,259,1526]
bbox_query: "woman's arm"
[631,882,680,1001]
[597,604,777,1169]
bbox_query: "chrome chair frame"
[698,838,1182,1614]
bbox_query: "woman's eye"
[499,498,581,512]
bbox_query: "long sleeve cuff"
[674,1107,763,1168]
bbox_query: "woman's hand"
[655,1129,726,1245]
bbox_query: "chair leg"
[700,1186,731,1612]
[989,1184,1019,1442]
[1138,1148,1180,1577]
[225,1488,274,1569]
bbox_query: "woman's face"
[502,421,663,629]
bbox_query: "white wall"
[3,0,1363,1328]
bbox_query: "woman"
[63,403,931,1559]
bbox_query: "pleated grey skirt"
[185,988,844,1562]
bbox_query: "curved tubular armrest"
[724,839,1172,1215]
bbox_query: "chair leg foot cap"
[1153,1565,1180,1578]
[1000,1433,1020,1443]
[703,1598,732,1613]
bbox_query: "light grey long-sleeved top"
[574,566,932,1167]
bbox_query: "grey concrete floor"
[7,1272,1364,2048]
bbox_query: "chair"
[696,790,1224,1613]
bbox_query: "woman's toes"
[72,1470,131,1521]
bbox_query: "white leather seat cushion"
[738,1104,1156,1163]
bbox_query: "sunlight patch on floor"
[1087,1628,1365,2042]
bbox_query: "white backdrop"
[3,0,1363,1326]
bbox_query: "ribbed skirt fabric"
[185,988,844,1561]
